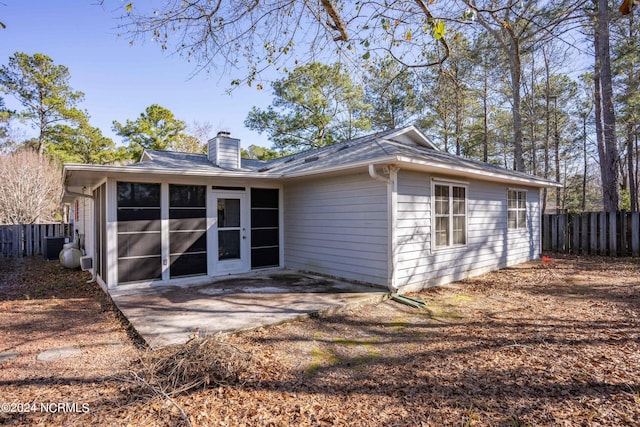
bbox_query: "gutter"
[393,156,560,188]
[369,164,398,293]
[63,163,278,179]
[368,164,391,184]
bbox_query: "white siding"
[216,139,240,169]
[74,195,94,260]
[283,173,389,286]
[208,136,240,169]
[395,170,541,292]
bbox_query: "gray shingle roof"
[131,126,554,186]
[135,150,266,172]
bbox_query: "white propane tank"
[59,247,82,269]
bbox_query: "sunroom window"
[116,182,162,283]
[169,184,207,278]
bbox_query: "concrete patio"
[109,271,388,349]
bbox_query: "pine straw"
[122,336,255,397]
[115,336,256,426]
[2,255,640,426]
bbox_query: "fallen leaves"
[1,255,640,425]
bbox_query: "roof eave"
[62,150,560,189]
[394,156,561,188]
[62,164,281,190]
[280,155,560,188]
[64,163,278,176]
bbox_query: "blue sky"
[0,0,273,148]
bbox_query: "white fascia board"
[282,155,559,188]
[394,156,561,188]
[63,163,279,180]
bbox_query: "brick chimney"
[208,131,240,169]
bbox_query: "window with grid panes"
[507,190,527,229]
[434,183,466,248]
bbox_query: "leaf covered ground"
[0,255,639,426]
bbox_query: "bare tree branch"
[0,150,62,224]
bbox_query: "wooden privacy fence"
[542,211,640,257]
[0,223,73,257]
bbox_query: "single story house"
[63,126,557,294]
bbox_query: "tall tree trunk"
[543,50,551,214]
[625,16,637,212]
[593,57,607,208]
[455,80,462,157]
[529,49,537,175]
[38,91,46,157]
[443,120,449,153]
[582,114,588,211]
[594,0,619,211]
[509,39,525,172]
[482,60,489,163]
[633,132,640,210]
[628,122,637,211]
[554,97,561,213]
[474,5,525,171]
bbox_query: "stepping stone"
[0,352,19,363]
[36,346,82,362]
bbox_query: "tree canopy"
[364,59,419,131]
[47,115,126,165]
[245,62,370,152]
[113,104,187,160]
[0,52,85,155]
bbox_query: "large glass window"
[117,182,162,283]
[434,183,467,248]
[508,190,527,229]
[169,185,207,278]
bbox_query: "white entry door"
[210,191,249,275]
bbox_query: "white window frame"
[431,179,468,250]
[507,188,528,230]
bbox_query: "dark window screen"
[169,185,207,278]
[250,188,279,268]
[117,182,162,283]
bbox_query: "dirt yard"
[1,255,639,426]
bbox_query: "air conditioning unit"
[43,237,66,261]
[80,256,93,271]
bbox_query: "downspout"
[64,187,96,283]
[368,164,398,293]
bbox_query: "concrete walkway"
[110,271,387,349]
